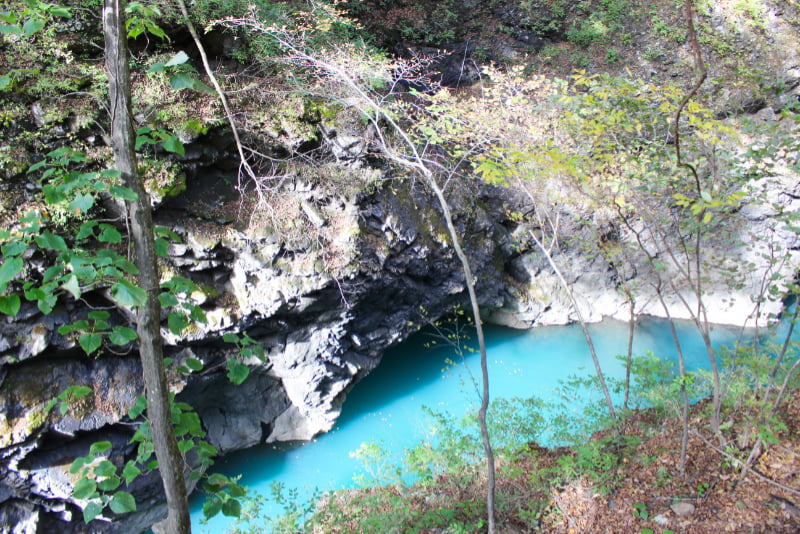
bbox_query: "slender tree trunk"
[656,289,690,476]
[424,173,496,534]
[623,296,635,411]
[103,2,191,532]
[528,230,617,419]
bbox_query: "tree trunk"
[102,2,191,532]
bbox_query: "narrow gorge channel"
[191,316,748,532]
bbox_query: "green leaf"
[76,221,98,240]
[37,293,57,314]
[111,280,147,308]
[168,311,189,335]
[98,475,121,492]
[147,62,166,73]
[66,385,93,399]
[49,6,72,18]
[109,185,138,201]
[35,232,68,251]
[94,460,116,478]
[203,497,222,519]
[69,193,94,214]
[0,294,21,316]
[128,395,147,419]
[22,17,45,36]
[161,135,185,156]
[98,224,122,244]
[83,501,103,523]
[79,332,103,355]
[227,483,246,498]
[226,360,250,386]
[165,50,190,67]
[185,357,203,371]
[72,478,98,500]
[158,292,179,307]
[169,73,196,90]
[222,333,239,344]
[113,258,139,275]
[109,491,137,514]
[178,439,194,454]
[154,237,170,257]
[122,461,141,485]
[109,326,137,345]
[89,441,112,455]
[62,275,81,300]
[221,498,242,517]
[0,24,22,36]
[0,257,23,285]
[2,241,28,258]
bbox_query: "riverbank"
[301,393,800,533]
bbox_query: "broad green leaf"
[94,460,116,478]
[222,333,239,344]
[0,24,22,36]
[49,6,72,17]
[154,237,169,257]
[98,475,121,492]
[122,461,141,484]
[203,497,222,519]
[89,441,112,456]
[185,357,203,371]
[43,263,67,283]
[0,294,20,316]
[62,275,81,300]
[147,62,166,73]
[168,73,196,90]
[189,305,206,323]
[154,226,181,241]
[113,258,138,275]
[111,280,147,308]
[164,50,190,67]
[65,385,93,399]
[168,311,189,335]
[72,478,97,500]
[227,482,246,498]
[69,193,94,214]
[79,332,103,355]
[128,395,147,419]
[37,293,57,314]
[226,360,250,386]
[109,326,137,345]
[0,257,23,285]
[109,491,137,514]
[161,135,185,156]
[98,224,122,244]
[221,498,241,518]
[35,232,68,251]
[109,185,138,201]
[177,439,193,454]
[158,292,179,307]
[2,241,27,257]
[83,501,103,523]
[22,17,45,36]
[88,310,110,320]
[76,221,98,240]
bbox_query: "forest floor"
[500,392,800,533]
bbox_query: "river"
[190,315,755,532]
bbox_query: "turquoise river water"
[190,316,759,532]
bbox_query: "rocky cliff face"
[0,145,532,532]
